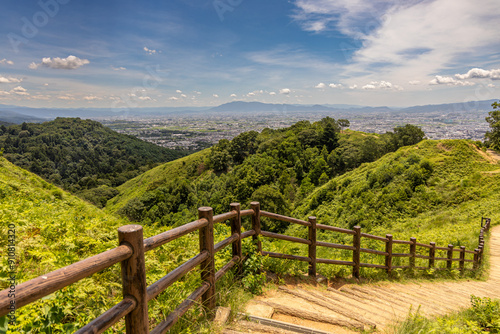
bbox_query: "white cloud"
[0,59,14,66]
[30,55,90,70]
[329,83,342,88]
[349,84,358,90]
[11,86,29,96]
[213,94,219,98]
[83,95,102,101]
[111,66,126,71]
[138,96,151,101]
[181,94,187,98]
[194,91,202,95]
[247,92,255,96]
[0,76,22,84]
[279,88,291,95]
[455,68,500,80]
[269,92,276,96]
[230,93,237,97]
[361,81,403,90]
[0,90,10,96]
[315,82,326,89]
[429,75,475,86]
[293,0,500,86]
[144,47,160,55]
[169,96,179,101]
[488,84,496,88]
[57,95,75,100]
[43,83,49,86]
[176,90,182,93]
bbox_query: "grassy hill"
[0,157,242,333]
[0,118,187,207]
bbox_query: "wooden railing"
[0,202,491,333]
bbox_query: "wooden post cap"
[118,225,143,234]
[198,206,213,212]
[308,216,317,220]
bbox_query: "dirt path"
[226,225,500,333]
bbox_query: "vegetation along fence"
[0,202,491,333]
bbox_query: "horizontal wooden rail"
[214,233,239,253]
[415,242,433,249]
[262,251,311,262]
[316,240,356,251]
[360,248,388,256]
[240,209,254,217]
[317,258,355,266]
[260,211,311,227]
[215,256,240,282]
[143,218,208,252]
[147,251,209,302]
[75,297,137,334]
[360,232,388,242]
[316,224,356,235]
[0,244,132,317]
[213,211,237,224]
[393,239,412,245]
[260,230,312,245]
[150,282,210,334]
[360,263,387,269]
[241,230,255,239]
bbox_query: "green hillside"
[0,118,187,207]
[106,119,424,230]
[0,157,240,333]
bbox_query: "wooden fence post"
[308,216,317,278]
[447,244,454,269]
[429,242,436,268]
[385,234,393,275]
[251,202,262,254]
[473,248,479,270]
[118,225,149,334]
[459,246,466,271]
[198,207,215,311]
[478,245,483,265]
[410,237,417,269]
[230,203,242,276]
[352,226,361,279]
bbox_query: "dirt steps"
[226,225,499,333]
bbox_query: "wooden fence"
[0,202,491,333]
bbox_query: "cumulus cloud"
[488,84,496,88]
[329,83,342,88]
[409,80,421,85]
[138,96,151,101]
[30,55,90,70]
[279,88,291,95]
[57,95,75,100]
[315,82,326,89]
[0,59,14,66]
[429,75,475,86]
[269,92,276,96]
[213,94,219,98]
[111,66,126,71]
[455,68,500,80]
[144,47,160,55]
[11,86,29,96]
[362,81,402,90]
[0,90,10,96]
[180,94,187,98]
[169,96,178,101]
[0,76,22,84]
[176,90,182,93]
[230,93,237,97]
[84,95,102,101]
[349,84,358,90]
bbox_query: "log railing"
[0,202,491,333]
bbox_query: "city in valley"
[99,106,490,152]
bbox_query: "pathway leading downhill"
[226,225,500,334]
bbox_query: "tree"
[485,101,500,150]
[337,119,350,133]
[393,124,425,147]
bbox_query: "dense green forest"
[108,118,425,230]
[0,118,187,207]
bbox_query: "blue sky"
[0,0,499,108]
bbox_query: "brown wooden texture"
[0,245,132,317]
[352,226,361,279]
[316,240,356,251]
[251,202,262,253]
[316,224,356,235]
[317,258,356,266]
[143,218,208,252]
[241,230,256,239]
[213,211,237,224]
[261,251,311,262]
[147,251,209,302]
[429,242,436,268]
[410,237,417,268]
[260,230,311,245]
[230,203,243,276]
[260,210,311,226]
[447,244,454,269]
[118,225,149,334]
[214,233,239,253]
[75,297,136,334]
[459,246,466,271]
[361,232,388,242]
[385,234,393,274]
[215,256,239,282]
[198,207,215,311]
[308,216,317,277]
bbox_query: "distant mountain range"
[0,99,497,124]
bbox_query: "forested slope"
[0,118,187,206]
[106,118,424,230]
